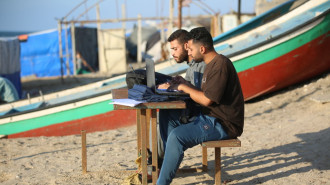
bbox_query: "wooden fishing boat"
[0,62,186,138]
[1,0,329,138]
[214,0,330,100]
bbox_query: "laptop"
[146,58,189,97]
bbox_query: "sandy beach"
[1,72,329,185]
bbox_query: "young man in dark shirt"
[157,29,205,160]
[157,27,244,185]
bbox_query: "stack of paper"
[109,99,145,107]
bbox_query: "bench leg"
[215,147,221,185]
[202,146,208,172]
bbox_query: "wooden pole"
[71,21,77,75]
[121,3,126,30]
[64,22,70,76]
[96,4,102,30]
[178,0,182,29]
[62,0,87,20]
[211,13,221,37]
[96,4,107,73]
[57,20,64,83]
[169,0,174,35]
[210,15,215,37]
[75,0,104,21]
[81,130,87,174]
[137,14,142,66]
[168,0,174,60]
[238,0,241,25]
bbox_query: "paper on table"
[109,99,145,107]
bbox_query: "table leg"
[151,109,158,184]
[140,109,148,185]
[81,130,87,174]
[146,109,151,150]
[136,109,141,156]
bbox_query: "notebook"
[146,58,189,97]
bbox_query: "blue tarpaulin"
[20,28,73,77]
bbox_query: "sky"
[0,0,256,33]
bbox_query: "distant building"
[255,0,288,15]
[221,11,255,33]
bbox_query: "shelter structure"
[0,37,21,97]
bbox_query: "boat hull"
[7,109,137,138]
[238,31,330,100]
[227,6,330,100]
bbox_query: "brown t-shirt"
[201,54,244,138]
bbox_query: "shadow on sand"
[179,127,329,184]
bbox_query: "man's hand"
[159,82,180,91]
[157,82,171,89]
[171,76,189,85]
[168,83,179,90]
[157,76,188,90]
[177,84,213,106]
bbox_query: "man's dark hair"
[167,29,189,44]
[189,27,214,51]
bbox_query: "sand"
[1,73,329,185]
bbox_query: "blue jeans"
[157,109,229,185]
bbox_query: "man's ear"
[184,43,188,50]
[200,45,206,54]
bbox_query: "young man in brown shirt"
[157,27,244,185]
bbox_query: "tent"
[0,37,21,98]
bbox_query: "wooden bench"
[201,139,241,185]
